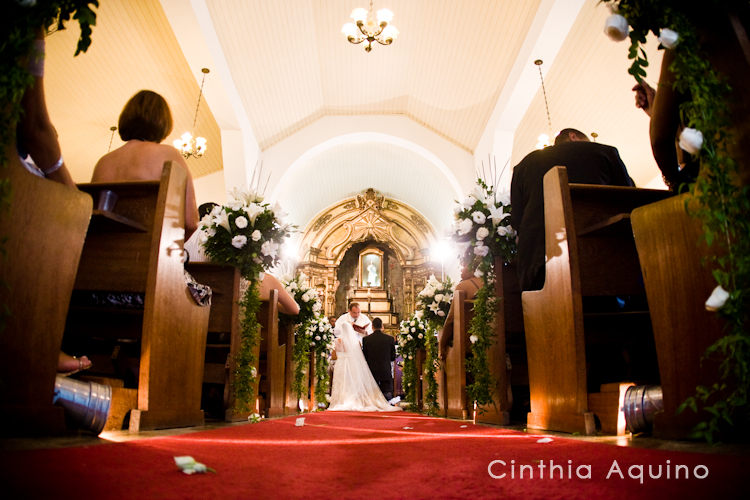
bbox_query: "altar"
[348,247,399,329]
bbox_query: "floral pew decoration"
[398,312,428,410]
[415,275,454,415]
[282,273,335,411]
[451,179,516,411]
[199,188,293,414]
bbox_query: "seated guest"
[510,128,635,291]
[16,30,91,375]
[92,90,199,239]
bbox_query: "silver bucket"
[623,385,663,434]
[53,376,112,434]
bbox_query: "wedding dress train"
[328,322,402,412]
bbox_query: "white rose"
[469,335,478,344]
[251,367,257,377]
[410,320,415,326]
[251,230,262,241]
[315,335,321,341]
[658,28,679,49]
[474,244,489,257]
[231,235,248,249]
[604,13,629,42]
[418,333,423,339]
[234,215,248,229]
[471,211,486,225]
[474,269,484,278]
[461,195,476,211]
[434,294,444,303]
[705,285,730,311]
[312,302,322,312]
[497,225,510,237]
[407,334,413,340]
[437,310,445,317]
[411,327,416,333]
[679,128,703,155]
[458,218,474,236]
[476,227,490,241]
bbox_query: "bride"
[328,322,402,412]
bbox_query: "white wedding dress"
[328,322,402,412]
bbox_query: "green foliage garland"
[603,0,750,442]
[423,324,441,416]
[234,280,261,413]
[308,316,335,407]
[466,259,498,408]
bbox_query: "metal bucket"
[53,376,112,434]
[623,385,663,434]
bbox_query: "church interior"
[1,1,749,498]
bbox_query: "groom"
[362,318,396,401]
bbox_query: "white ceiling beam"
[159,0,260,190]
[474,0,587,187]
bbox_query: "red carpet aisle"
[1,412,747,499]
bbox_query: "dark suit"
[510,141,635,291]
[362,329,396,400]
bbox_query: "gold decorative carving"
[312,214,332,232]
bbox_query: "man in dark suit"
[510,128,635,291]
[361,317,396,401]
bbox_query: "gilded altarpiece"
[297,188,438,328]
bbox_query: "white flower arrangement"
[452,179,516,268]
[416,274,454,325]
[199,188,292,278]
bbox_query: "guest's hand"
[632,82,655,116]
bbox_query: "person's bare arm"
[648,50,683,188]
[17,35,76,188]
[171,152,199,240]
[260,274,300,315]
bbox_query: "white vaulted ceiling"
[41,0,667,230]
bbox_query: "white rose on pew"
[461,195,476,211]
[250,230,261,241]
[705,285,730,311]
[457,218,473,236]
[471,211,486,225]
[315,335,321,341]
[232,235,248,249]
[410,320,415,326]
[658,28,679,49]
[234,215,248,229]
[210,205,222,216]
[473,244,489,257]
[261,240,279,259]
[437,310,445,317]
[411,327,416,333]
[434,294,444,303]
[469,335,478,344]
[407,334,413,340]
[604,13,629,42]
[497,226,510,237]
[312,302,322,312]
[476,227,489,241]
[679,128,703,155]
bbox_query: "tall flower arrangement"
[283,273,326,407]
[398,313,428,407]
[416,275,454,415]
[451,179,516,409]
[199,188,292,413]
[601,0,750,443]
[306,315,335,407]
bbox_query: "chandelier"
[341,0,398,52]
[174,68,209,159]
[534,59,553,149]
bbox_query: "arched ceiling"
[273,141,458,235]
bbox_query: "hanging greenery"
[199,188,293,413]
[451,178,516,411]
[602,0,750,443]
[308,315,335,407]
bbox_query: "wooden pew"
[66,162,209,431]
[522,166,670,435]
[438,259,521,424]
[257,289,288,418]
[183,262,245,421]
[0,156,92,434]
[631,194,726,439]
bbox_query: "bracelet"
[42,155,64,176]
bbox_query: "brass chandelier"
[341,0,398,52]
